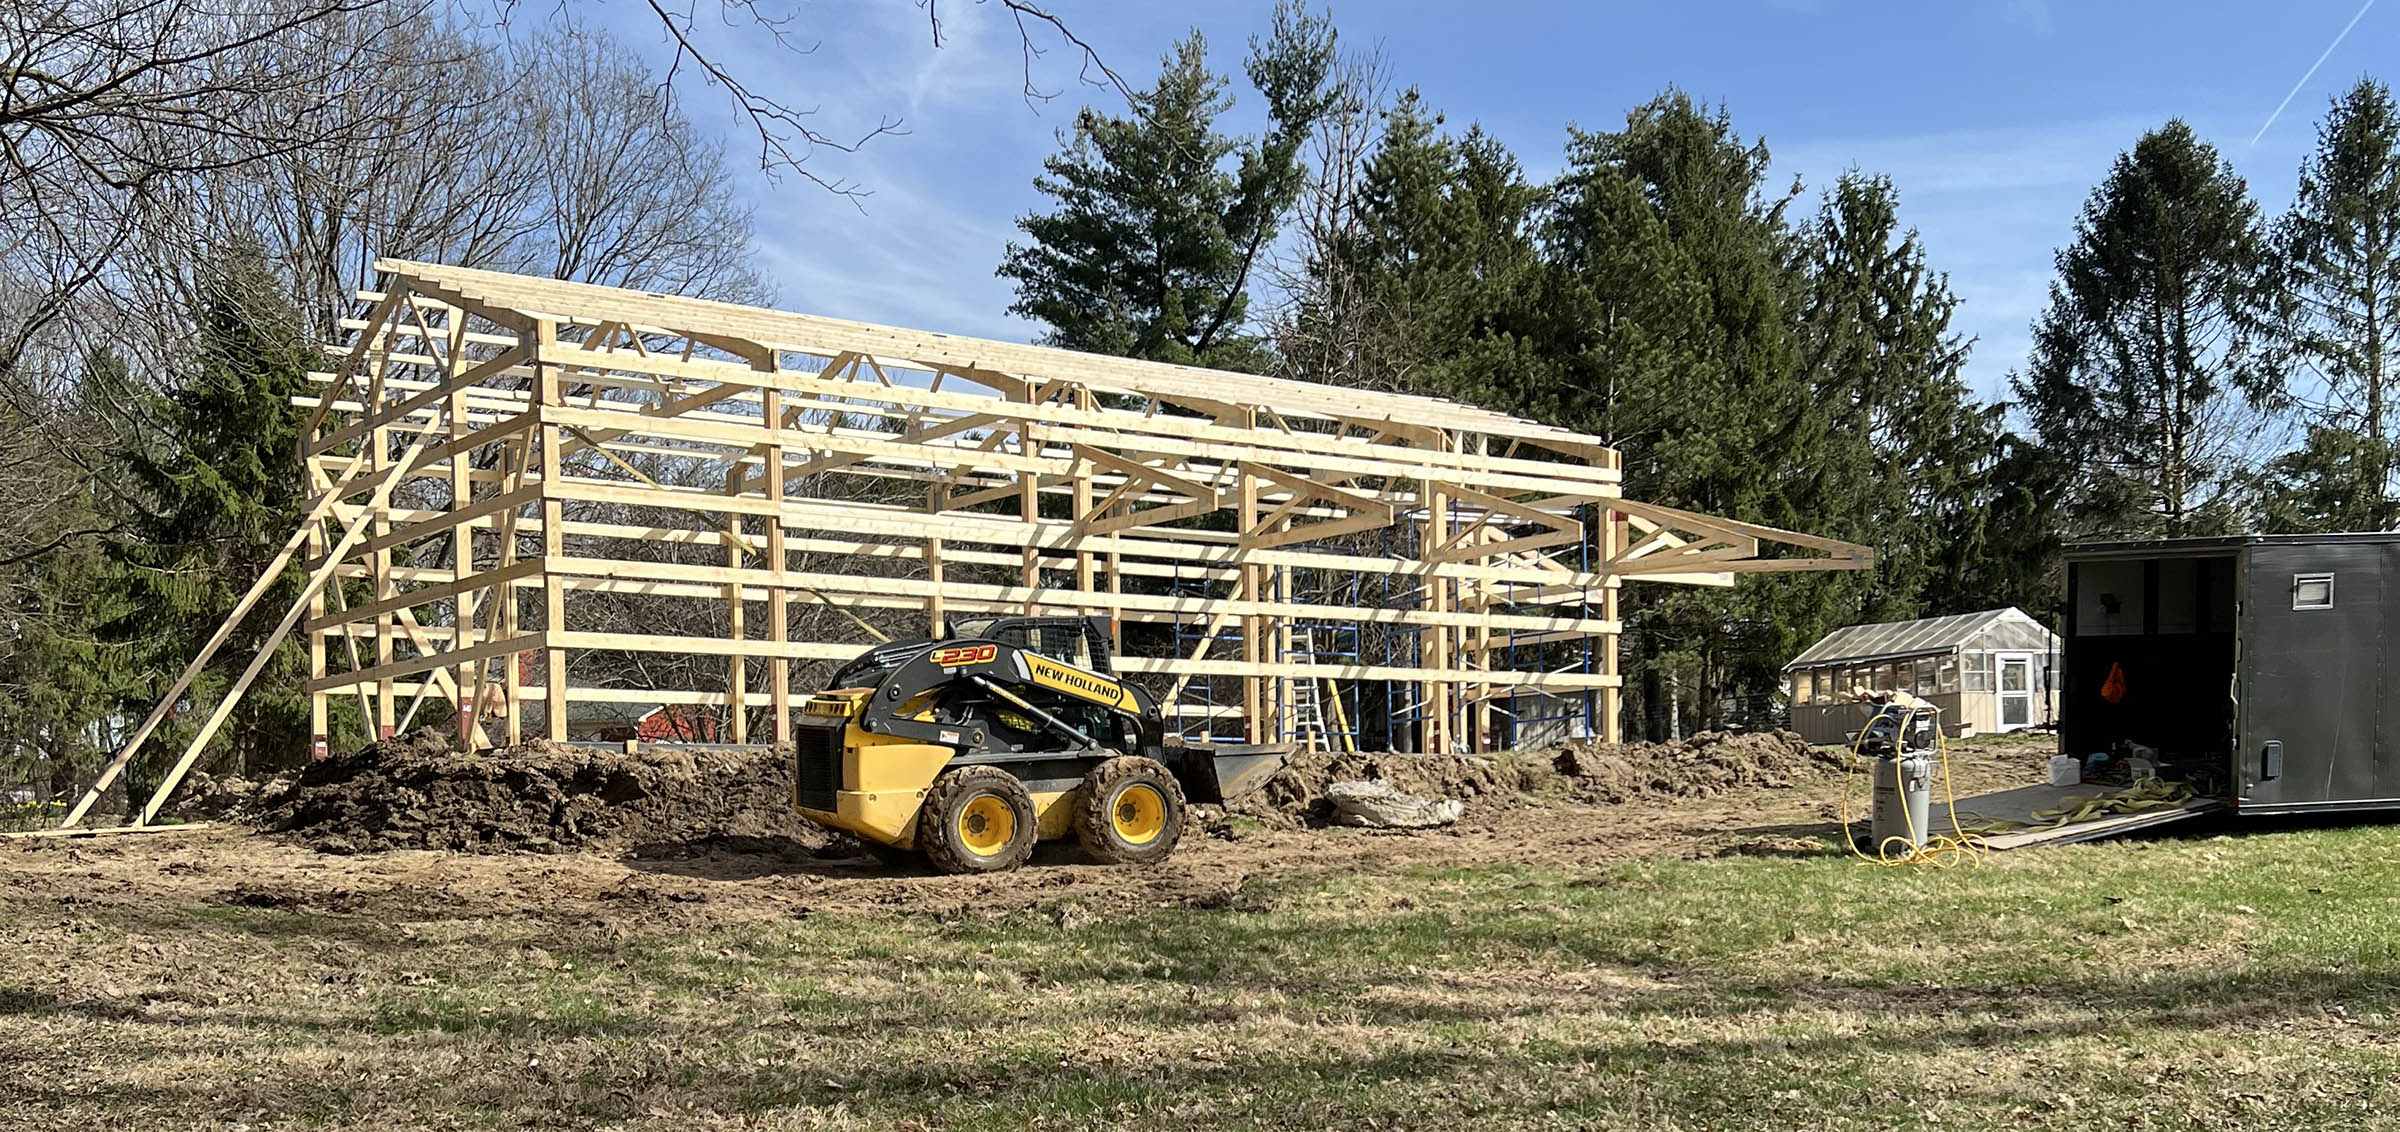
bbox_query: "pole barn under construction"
[65,260,1875,829]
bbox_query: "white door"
[1996,652,2035,731]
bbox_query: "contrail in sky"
[2253,0,2379,145]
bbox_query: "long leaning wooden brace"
[130,414,453,826]
[58,442,382,827]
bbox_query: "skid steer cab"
[792,615,1289,874]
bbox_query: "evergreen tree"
[1544,91,1801,517]
[106,250,325,779]
[2255,78,2400,532]
[1541,93,1813,734]
[2013,120,2273,538]
[1336,90,1554,404]
[1789,172,1985,622]
[997,3,1338,372]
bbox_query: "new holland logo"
[1025,655,1129,708]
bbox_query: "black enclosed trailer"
[2063,533,2400,817]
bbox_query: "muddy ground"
[0,736,2049,932]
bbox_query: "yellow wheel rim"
[1110,783,1167,846]
[957,795,1016,857]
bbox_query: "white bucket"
[2049,754,2082,787]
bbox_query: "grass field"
[8,806,2400,1131]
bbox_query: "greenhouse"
[1783,607,2059,744]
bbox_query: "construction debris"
[1324,780,1467,829]
[1235,730,1841,827]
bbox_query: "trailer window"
[2293,573,2335,610]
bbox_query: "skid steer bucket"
[1177,742,1294,805]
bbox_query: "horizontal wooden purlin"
[324,486,1628,602]
[1642,556,1876,575]
[514,337,1624,489]
[362,681,747,708]
[541,555,1619,636]
[340,484,543,561]
[308,633,540,692]
[344,303,520,350]
[540,479,1618,591]
[1114,656,1620,690]
[337,520,1260,592]
[1461,629,1601,652]
[303,377,1607,518]
[528,631,1612,688]
[549,631,857,661]
[309,432,1381,532]
[298,389,540,433]
[307,559,545,631]
[537,402,1063,480]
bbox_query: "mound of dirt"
[264,730,835,856]
[1549,730,1846,803]
[1234,730,1842,826]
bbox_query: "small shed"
[1783,608,2059,744]
[564,702,722,745]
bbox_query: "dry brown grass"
[4,741,2394,1129]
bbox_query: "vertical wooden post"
[724,461,748,744]
[305,482,329,760]
[1239,461,1262,743]
[447,315,476,749]
[535,320,569,743]
[1274,551,1293,745]
[365,315,397,740]
[1018,418,1041,614]
[1423,468,1452,755]
[924,482,947,636]
[1602,504,1626,744]
[501,433,526,747]
[1073,458,1095,594]
[763,390,791,747]
[1471,437,1492,753]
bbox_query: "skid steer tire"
[1075,756,1186,866]
[919,765,1038,875]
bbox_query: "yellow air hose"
[1838,703,1989,869]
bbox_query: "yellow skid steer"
[793,616,1289,873]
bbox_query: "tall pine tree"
[1541,92,1815,734]
[106,249,326,780]
[2014,120,2273,538]
[1789,172,1986,623]
[1334,90,1554,405]
[2255,78,2400,532]
[997,3,1337,372]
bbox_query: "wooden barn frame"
[54,259,1871,831]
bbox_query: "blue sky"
[590,0,2395,405]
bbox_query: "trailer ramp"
[1949,782,2229,851]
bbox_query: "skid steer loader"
[792,615,1290,873]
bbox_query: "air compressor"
[1852,699,1939,856]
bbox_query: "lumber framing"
[56,260,1875,830]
